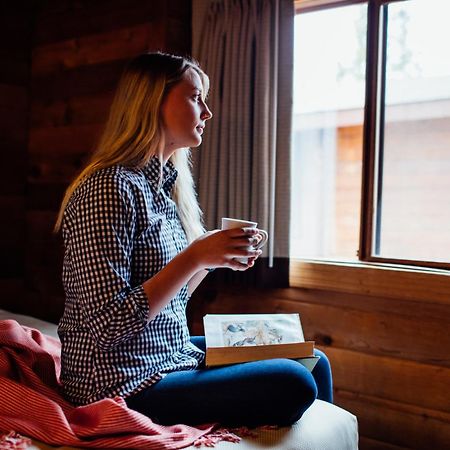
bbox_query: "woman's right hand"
[187,228,263,271]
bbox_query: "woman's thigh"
[191,336,333,403]
[126,357,317,427]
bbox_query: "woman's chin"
[190,136,203,148]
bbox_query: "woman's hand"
[187,228,263,271]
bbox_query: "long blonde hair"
[54,52,208,243]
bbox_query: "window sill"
[295,0,367,13]
[289,259,450,305]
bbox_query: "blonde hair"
[54,52,208,243]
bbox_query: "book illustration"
[222,319,287,347]
[203,313,315,368]
[204,313,305,348]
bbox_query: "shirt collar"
[142,156,178,193]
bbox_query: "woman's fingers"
[196,228,264,270]
[223,228,263,248]
[228,254,259,271]
[225,227,259,238]
[230,236,259,248]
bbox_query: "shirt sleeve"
[64,173,150,351]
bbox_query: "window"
[291,0,450,271]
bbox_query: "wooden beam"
[30,93,112,127]
[29,124,101,156]
[32,22,165,76]
[295,0,367,13]
[290,260,450,305]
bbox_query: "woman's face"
[161,68,212,159]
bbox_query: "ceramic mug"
[221,217,268,264]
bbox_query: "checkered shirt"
[58,156,205,405]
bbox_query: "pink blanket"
[0,320,222,449]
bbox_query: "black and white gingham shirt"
[58,156,204,405]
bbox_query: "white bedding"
[0,309,359,450]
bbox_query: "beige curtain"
[192,0,294,267]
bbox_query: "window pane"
[291,5,367,259]
[376,0,450,262]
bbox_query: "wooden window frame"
[291,0,450,293]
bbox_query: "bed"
[0,309,359,449]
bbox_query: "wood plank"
[28,159,85,187]
[335,390,450,449]
[295,302,450,367]
[24,269,65,321]
[0,0,34,45]
[191,290,450,367]
[25,212,65,317]
[31,59,126,102]
[30,93,113,127]
[28,151,88,185]
[0,109,28,136]
[192,283,450,323]
[325,346,450,414]
[32,22,165,76]
[22,290,64,325]
[269,287,450,322]
[0,84,27,109]
[0,195,25,241]
[0,126,28,148]
[0,146,26,195]
[290,260,450,305]
[0,2,31,86]
[0,57,29,86]
[34,0,166,45]
[295,1,367,14]
[359,436,412,450]
[165,16,191,55]
[27,180,68,211]
[29,123,101,156]
[26,210,61,242]
[0,279,25,310]
[0,245,24,278]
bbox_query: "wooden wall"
[0,1,34,312]
[2,0,191,322]
[189,279,450,450]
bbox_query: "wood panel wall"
[4,0,191,322]
[0,1,34,311]
[189,282,450,450]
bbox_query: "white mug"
[221,217,268,264]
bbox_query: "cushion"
[0,309,359,450]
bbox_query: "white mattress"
[0,309,359,450]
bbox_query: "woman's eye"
[193,95,201,103]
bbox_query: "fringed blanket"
[0,320,240,449]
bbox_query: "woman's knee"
[271,359,317,424]
[240,359,317,426]
[314,348,331,367]
[261,359,317,403]
[312,348,333,403]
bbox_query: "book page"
[204,314,305,348]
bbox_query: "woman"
[55,52,332,427]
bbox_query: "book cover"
[203,313,317,370]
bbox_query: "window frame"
[291,0,450,284]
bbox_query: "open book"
[203,313,319,371]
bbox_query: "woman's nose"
[201,103,213,120]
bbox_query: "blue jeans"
[125,336,333,427]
